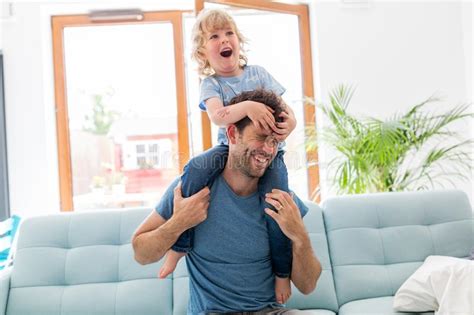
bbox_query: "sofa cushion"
[172,201,339,314]
[7,280,172,315]
[323,190,473,307]
[8,208,170,315]
[172,258,189,315]
[338,296,433,315]
[284,311,335,314]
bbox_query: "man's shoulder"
[154,177,181,219]
[165,177,181,193]
[291,192,309,218]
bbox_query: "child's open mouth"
[220,49,233,57]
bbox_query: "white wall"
[1,0,472,216]
[462,0,473,201]
[0,3,7,50]
[463,1,472,102]
[3,4,51,218]
[311,0,472,202]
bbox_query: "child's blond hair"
[191,9,247,77]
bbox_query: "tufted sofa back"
[8,208,169,315]
[323,190,474,307]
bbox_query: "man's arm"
[132,211,182,265]
[132,184,210,265]
[264,190,322,294]
[289,226,322,294]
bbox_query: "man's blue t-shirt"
[199,65,285,145]
[155,176,308,314]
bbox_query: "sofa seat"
[6,279,172,315]
[338,296,433,315]
[291,310,336,315]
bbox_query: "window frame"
[52,11,190,211]
[196,0,320,200]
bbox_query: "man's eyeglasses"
[253,135,280,148]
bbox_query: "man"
[132,90,322,314]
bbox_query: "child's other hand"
[246,101,277,132]
[273,111,296,141]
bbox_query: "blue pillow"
[0,215,21,270]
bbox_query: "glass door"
[190,1,318,199]
[53,12,189,211]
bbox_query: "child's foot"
[275,276,291,304]
[158,250,186,279]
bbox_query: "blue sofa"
[0,190,472,315]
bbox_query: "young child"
[158,8,304,304]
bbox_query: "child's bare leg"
[158,250,186,279]
[275,276,292,304]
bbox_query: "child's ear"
[227,125,238,144]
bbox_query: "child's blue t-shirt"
[155,176,308,314]
[199,65,285,145]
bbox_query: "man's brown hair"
[229,89,285,132]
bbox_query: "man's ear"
[227,124,238,144]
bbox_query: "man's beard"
[230,148,273,178]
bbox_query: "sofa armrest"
[0,266,12,315]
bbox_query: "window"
[52,1,319,211]
[195,0,319,200]
[52,12,189,211]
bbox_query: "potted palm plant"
[306,85,473,197]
